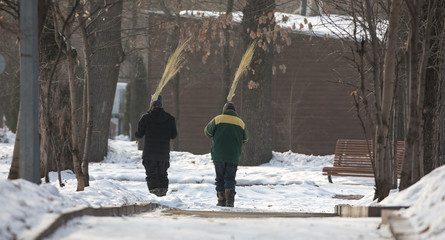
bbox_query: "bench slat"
[322,139,405,183]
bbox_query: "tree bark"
[219,0,234,111]
[8,112,20,180]
[374,0,403,201]
[240,0,275,166]
[440,4,445,166]
[172,74,180,150]
[164,24,180,150]
[128,56,149,140]
[67,41,85,191]
[78,5,94,188]
[87,0,123,162]
[422,0,442,175]
[39,7,74,183]
[400,0,426,190]
[54,2,86,191]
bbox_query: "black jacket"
[135,108,177,160]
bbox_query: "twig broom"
[150,38,191,108]
[226,41,256,102]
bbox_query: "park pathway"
[43,207,394,240]
[162,208,336,218]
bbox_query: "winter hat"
[227,102,236,111]
[153,95,162,107]
[223,102,236,112]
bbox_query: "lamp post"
[19,0,40,184]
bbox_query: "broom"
[226,40,256,102]
[150,38,191,109]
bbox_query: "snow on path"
[46,210,393,240]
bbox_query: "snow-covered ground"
[45,213,390,240]
[0,130,444,239]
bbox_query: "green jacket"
[204,110,248,164]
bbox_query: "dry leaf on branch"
[248,80,260,89]
[279,64,287,74]
[250,30,257,39]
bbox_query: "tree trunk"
[0,107,3,128]
[67,44,85,191]
[400,1,424,190]
[163,24,180,150]
[219,0,234,111]
[440,63,445,165]
[440,6,445,166]
[422,0,442,175]
[87,0,123,162]
[240,0,275,166]
[128,55,149,140]
[5,71,20,134]
[363,0,383,201]
[123,1,148,140]
[8,112,20,180]
[374,0,403,201]
[288,82,295,151]
[172,74,180,150]
[423,62,440,175]
[39,11,74,182]
[78,6,95,187]
[52,6,86,191]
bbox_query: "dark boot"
[217,191,225,207]
[159,188,168,197]
[225,188,236,207]
[149,188,160,196]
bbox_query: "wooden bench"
[322,139,405,183]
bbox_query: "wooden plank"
[323,139,405,182]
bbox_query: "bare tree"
[317,0,404,200]
[318,0,444,195]
[240,0,275,166]
[375,0,403,201]
[400,0,443,190]
[122,1,149,140]
[420,0,444,175]
[50,0,85,190]
[220,0,235,110]
[86,0,124,162]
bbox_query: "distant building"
[137,12,366,155]
[110,82,127,138]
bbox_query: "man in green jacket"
[204,102,248,207]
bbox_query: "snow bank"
[0,179,75,239]
[267,151,333,168]
[380,165,445,239]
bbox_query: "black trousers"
[142,155,170,190]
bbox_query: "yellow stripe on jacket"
[214,114,245,129]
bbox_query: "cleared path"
[45,209,394,240]
[162,209,337,218]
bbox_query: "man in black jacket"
[135,95,177,197]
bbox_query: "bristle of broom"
[152,38,191,103]
[226,40,256,102]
